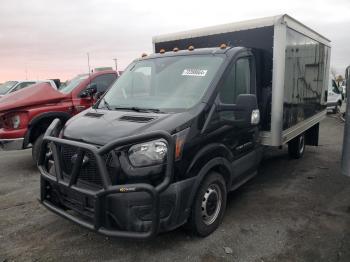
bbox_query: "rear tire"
[332,106,338,114]
[32,134,44,164]
[288,134,305,159]
[187,172,227,237]
[332,100,342,114]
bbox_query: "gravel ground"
[1,115,350,262]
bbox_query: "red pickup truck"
[0,70,118,162]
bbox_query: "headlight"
[128,139,167,167]
[11,115,21,129]
[2,113,27,129]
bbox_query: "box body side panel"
[282,27,330,131]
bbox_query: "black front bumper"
[38,119,183,239]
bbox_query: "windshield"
[59,74,89,94]
[329,78,341,94]
[0,81,18,95]
[98,55,224,112]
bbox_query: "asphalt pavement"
[1,115,350,262]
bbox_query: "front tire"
[288,133,305,159]
[32,134,44,164]
[187,172,227,237]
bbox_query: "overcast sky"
[0,0,349,82]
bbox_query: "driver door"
[218,54,259,161]
[74,73,117,113]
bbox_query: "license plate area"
[58,185,96,220]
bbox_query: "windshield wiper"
[113,106,164,113]
[100,98,111,110]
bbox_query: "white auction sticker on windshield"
[182,69,208,77]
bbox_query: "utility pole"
[113,58,118,72]
[87,53,91,76]
[341,65,350,177]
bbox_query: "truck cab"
[0,70,118,162]
[39,46,262,239]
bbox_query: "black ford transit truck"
[39,14,331,239]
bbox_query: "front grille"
[61,144,104,188]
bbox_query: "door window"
[90,74,117,93]
[220,58,251,104]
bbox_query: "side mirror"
[80,83,97,98]
[218,94,260,126]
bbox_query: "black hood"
[62,108,197,145]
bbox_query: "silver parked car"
[327,78,343,113]
[0,80,58,98]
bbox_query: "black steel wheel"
[187,171,227,237]
[288,133,305,159]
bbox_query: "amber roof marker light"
[141,53,148,58]
[188,45,194,51]
[220,43,227,49]
[173,47,179,52]
[159,49,165,54]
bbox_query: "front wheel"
[187,172,227,237]
[32,134,44,164]
[288,133,305,159]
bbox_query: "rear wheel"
[333,100,342,114]
[288,134,305,159]
[187,172,227,237]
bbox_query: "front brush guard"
[38,118,175,239]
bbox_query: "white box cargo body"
[153,14,331,146]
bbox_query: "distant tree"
[336,75,345,86]
[331,68,337,80]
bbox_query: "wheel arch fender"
[186,143,234,176]
[24,111,71,146]
[184,154,233,215]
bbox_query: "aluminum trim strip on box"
[259,131,272,146]
[282,15,331,46]
[282,110,327,144]
[259,110,326,146]
[270,18,287,146]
